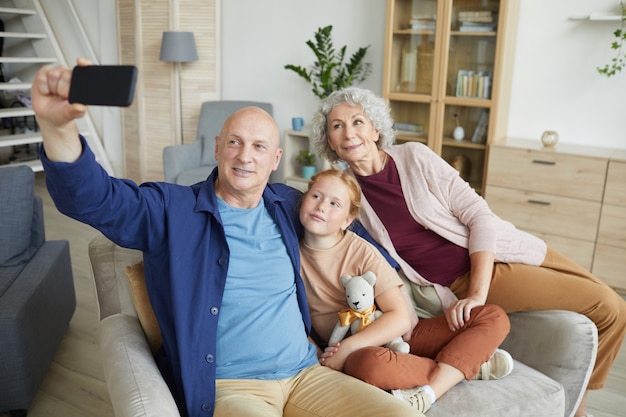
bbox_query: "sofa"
[88,233,598,417]
[163,100,273,185]
[0,165,76,416]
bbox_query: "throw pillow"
[125,261,162,355]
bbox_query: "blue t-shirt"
[215,197,318,379]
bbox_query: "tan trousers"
[214,364,420,417]
[450,247,626,390]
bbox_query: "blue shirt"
[40,137,310,417]
[215,197,318,378]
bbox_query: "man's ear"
[214,136,220,159]
[272,148,283,171]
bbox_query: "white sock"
[421,384,437,405]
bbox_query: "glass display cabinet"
[382,0,519,193]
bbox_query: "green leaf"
[283,25,372,98]
[598,1,626,77]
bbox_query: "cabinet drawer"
[604,160,626,206]
[485,186,601,241]
[487,146,607,201]
[593,244,626,292]
[597,204,626,249]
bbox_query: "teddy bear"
[328,271,410,353]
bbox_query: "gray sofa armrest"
[501,310,598,417]
[98,314,179,417]
[163,140,202,183]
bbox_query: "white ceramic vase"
[453,126,465,141]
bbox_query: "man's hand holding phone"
[31,58,137,163]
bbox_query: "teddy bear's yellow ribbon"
[337,305,377,331]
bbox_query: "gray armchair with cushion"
[0,166,75,416]
[163,100,273,185]
[88,233,598,417]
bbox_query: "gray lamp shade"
[159,31,198,62]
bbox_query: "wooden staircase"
[0,0,112,173]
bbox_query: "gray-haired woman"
[309,86,626,417]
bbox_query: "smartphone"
[68,65,138,107]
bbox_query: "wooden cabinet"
[485,139,626,293]
[382,0,519,194]
[594,150,626,291]
[485,138,613,271]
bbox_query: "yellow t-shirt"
[300,230,403,342]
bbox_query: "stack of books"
[394,122,423,134]
[456,70,491,99]
[410,14,436,30]
[458,10,497,32]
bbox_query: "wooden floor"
[2,171,625,416]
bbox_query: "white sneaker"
[391,387,433,413]
[474,348,514,380]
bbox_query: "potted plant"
[296,149,317,179]
[284,25,372,99]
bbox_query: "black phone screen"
[68,65,137,107]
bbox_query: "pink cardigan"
[355,142,547,308]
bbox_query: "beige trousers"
[214,364,421,417]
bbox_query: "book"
[394,122,423,133]
[410,14,436,30]
[471,110,489,143]
[459,23,497,32]
[458,11,494,23]
[456,70,491,99]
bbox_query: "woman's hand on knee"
[445,297,484,331]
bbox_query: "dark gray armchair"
[163,100,273,185]
[0,165,75,416]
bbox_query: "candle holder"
[541,130,559,148]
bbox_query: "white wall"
[508,0,626,150]
[221,0,626,152]
[220,0,386,138]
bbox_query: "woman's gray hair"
[309,87,396,163]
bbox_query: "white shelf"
[0,107,35,118]
[0,31,47,39]
[0,56,57,63]
[0,82,32,91]
[570,13,624,21]
[0,132,42,147]
[282,128,332,185]
[285,175,310,192]
[0,7,36,15]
